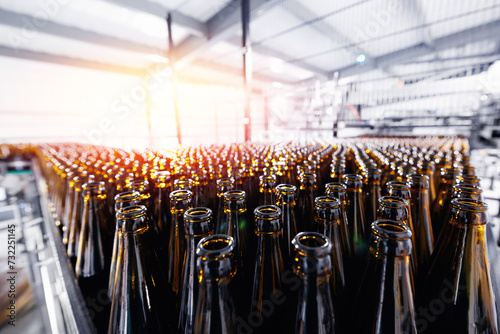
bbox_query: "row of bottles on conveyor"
[33,136,500,334]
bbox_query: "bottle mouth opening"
[174,178,193,186]
[325,182,346,192]
[315,196,340,208]
[83,181,106,191]
[276,184,296,194]
[224,190,246,200]
[386,181,410,190]
[343,173,362,181]
[259,174,277,181]
[184,207,212,222]
[115,191,140,202]
[299,172,316,180]
[378,196,408,208]
[198,235,234,258]
[407,174,429,182]
[372,220,412,240]
[129,180,149,188]
[254,205,281,219]
[451,198,488,212]
[170,189,193,200]
[453,184,482,194]
[216,177,235,186]
[117,205,147,220]
[293,232,332,256]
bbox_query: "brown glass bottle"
[296,172,317,232]
[377,196,417,275]
[167,190,193,297]
[407,174,434,271]
[343,174,368,254]
[215,177,235,234]
[418,199,498,333]
[250,205,285,332]
[153,170,171,241]
[354,220,417,333]
[66,175,85,267]
[76,181,110,332]
[179,207,214,334]
[193,234,237,334]
[276,184,298,266]
[325,182,353,266]
[292,232,335,334]
[259,174,277,206]
[362,167,382,227]
[431,167,461,240]
[108,205,170,334]
[108,190,140,299]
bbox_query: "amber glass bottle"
[66,175,85,266]
[296,172,317,232]
[259,174,277,206]
[167,190,193,297]
[275,184,298,266]
[193,235,237,334]
[292,232,335,334]
[343,174,368,249]
[108,190,140,298]
[215,177,235,234]
[354,220,417,333]
[407,174,434,271]
[108,205,170,334]
[431,167,462,239]
[178,207,214,334]
[377,196,417,275]
[362,167,382,227]
[250,205,285,332]
[418,199,498,333]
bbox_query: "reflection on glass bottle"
[108,205,170,334]
[250,205,284,331]
[276,184,298,266]
[419,199,498,333]
[179,207,214,334]
[167,190,193,297]
[354,220,417,333]
[193,235,237,334]
[292,232,335,334]
[296,172,317,232]
[215,178,235,234]
[259,174,277,206]
[108,191,140,299]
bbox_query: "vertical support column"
[167,13,182,146]
[241,0,252,142]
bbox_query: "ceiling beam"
[100,0,207,36]
[0,45,143,76]
[329,18,500,79]
[174,0,286,70]
[0,8,162,54]
[226,36,328,78]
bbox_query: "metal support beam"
[329,18,500,79]
[226,36,328,78]
[242,0,252,142]
[175,0,285,70]
[167,13,182,146]
[0,45,142,76]
[0,8,161,54]
[100,0,207,36]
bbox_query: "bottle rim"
[223,189,246,200]
[82,181,106,192]
[378,196,408,208]
[197,234,235,260]
[315,196,341,209]
[407,173,429,183]
[371,220,412,240]
[386,181,410,190]
[451,198,488,212]
[292,231,332,257]
[452,184,483,195]
[276,183,296,194]
[216,177,235,186]
[117,205,147,220]
[325,182,346,192]
[254,205,281,219]
[170,189,193,200]
[343,173,363,182]
[184,207,213,222]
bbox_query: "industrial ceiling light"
[356,54,366,64]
